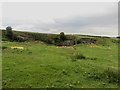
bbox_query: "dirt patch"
[89,43,99,48]
[89,43,96,46]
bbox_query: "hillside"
[1,29,119,46]
[2,30,119,88]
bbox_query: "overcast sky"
[2,2,118,37]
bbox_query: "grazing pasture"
[2,36,118,88]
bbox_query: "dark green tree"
[60,32,66,41]
[6,26,13,39]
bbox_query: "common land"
[2,30,119,88]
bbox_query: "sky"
[2,2,118,37]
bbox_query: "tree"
[6,26,13,39]
[60,32,66,41]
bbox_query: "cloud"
[2,2,118,37]
[27,10,117,36]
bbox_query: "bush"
[75,52,86,59]
[72,52,86,61]
[90,57,97,60]
[13,35,26,42]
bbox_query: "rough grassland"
[2,39,118,88]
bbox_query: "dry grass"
[56,46,74,50]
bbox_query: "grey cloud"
[53,12,117,28]
[29,10,117,36]
[2,2,118,37]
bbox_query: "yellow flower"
[10,47,24,49]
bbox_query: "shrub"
[90,57,97,60]
[72,52,86,61]
[13,35,26,42]
[74,52,86,59]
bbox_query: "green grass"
[2,38,118,88]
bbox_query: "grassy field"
[2,35,118,88]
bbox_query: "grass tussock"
[72,52,97,61]
[104,67,118,83]
[2,34,118,88]
[86,67,118,83]
[2,46,8,50]
[72,52,86,61]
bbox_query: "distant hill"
[1,29,119,46]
